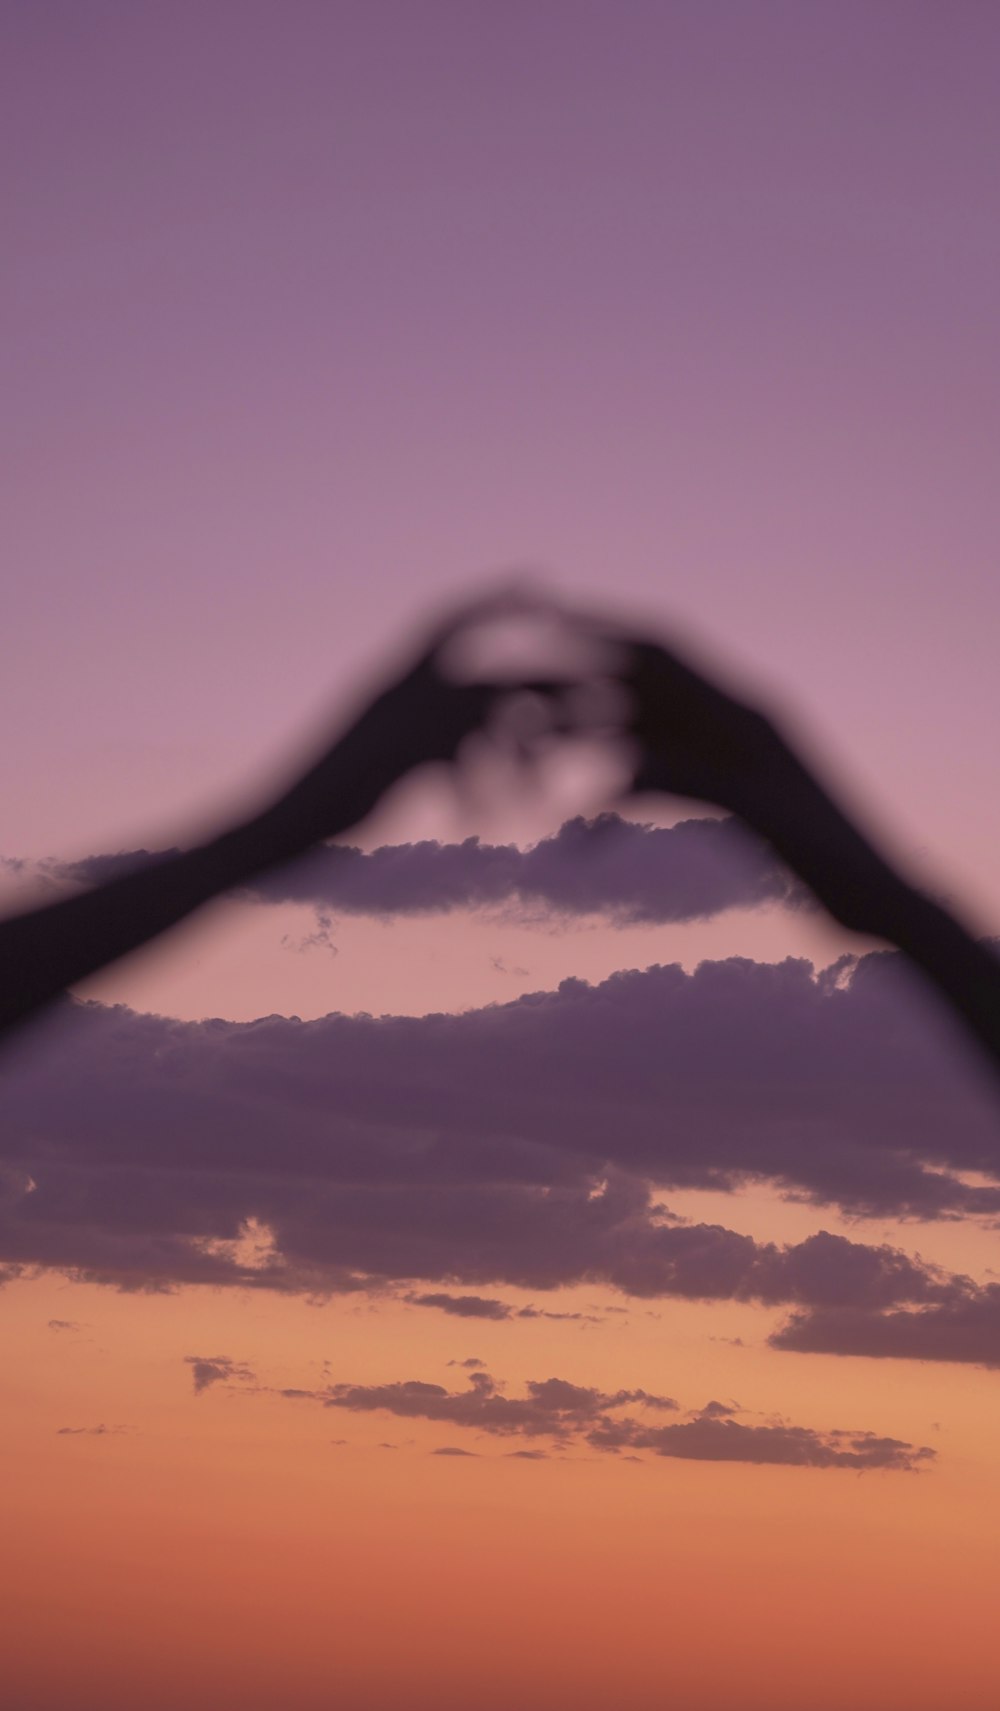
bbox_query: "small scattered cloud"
[408,1292,512,1321]
[280,911,338,956]
[585,1414,932,1471]
[321,1370,677,1441]
[410,1292,601,1324]
[432,1445,479,1457]
[184,1354,255,1394]
[516,1305,602,1323]
[56,1423,127,1437]
[268,1365,927,1470]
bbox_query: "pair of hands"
[275,591,785,851]
[1,588,792,1049]
[314,604,1000,1091]
[4,586,997,1084]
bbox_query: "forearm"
[0,742,388,1042]
[0,814,273,1039]
[739,731,1000,1073]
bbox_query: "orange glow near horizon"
[4,1265,1000,1711]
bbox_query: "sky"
[2,3,1000,1708]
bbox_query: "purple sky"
[4,0,999,935]
[4,17,1000,1706]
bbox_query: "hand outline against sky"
[1,590,997,1084]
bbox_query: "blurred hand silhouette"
[596,617,1000,1078]
[262,590,565,853]
[2,586,998,1082]
[0,590,568,1044]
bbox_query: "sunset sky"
[3,5,1000,1709]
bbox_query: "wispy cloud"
[56,1423,127,1437]
[408,1291,600,1322]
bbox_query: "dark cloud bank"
[2,943,998,1367]
[54,813,807,926]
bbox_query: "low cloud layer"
[1,950,998,1382]
[52,813,806,926]
[266,1365,931,1471]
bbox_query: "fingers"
[417,580,557,667]
[474,677,578,702]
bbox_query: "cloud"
[515,1305,601,1322]
[408,1292,512,1320]
[50,813,806,926]
[1,950,997,1371]
[271,1365,930,1471]
[321,1370,677,1440]
[585,1414,931,1471]
[56,1423,126,1436]
[772,1288,1000,1368]
[47,1318,84,1332]
[431,1445,479,1457]
[281,912,338,957]
[184,1354,255,1394]
[409,1291,600,1323]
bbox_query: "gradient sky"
[3,5,1000,1710]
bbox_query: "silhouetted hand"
[0,591,567,1043]
[265,593,561,856]
[588,616,1000,1081]
[616,634,784,820]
